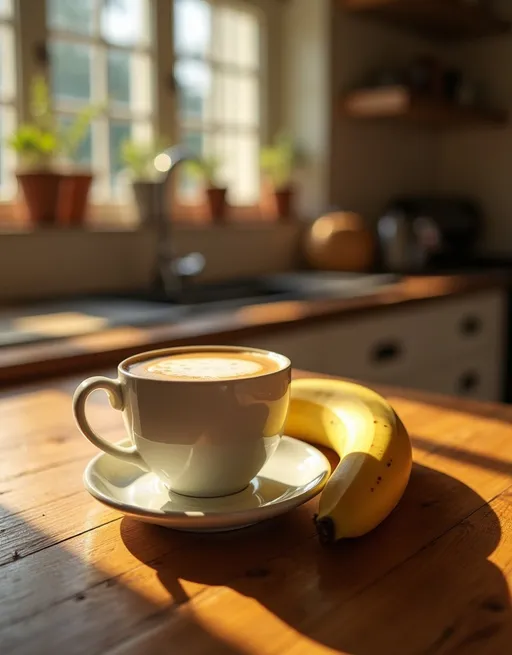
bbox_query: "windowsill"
[0,198,297,232]
[0,219,301,234]
[0,224,142,235]
[0,220,304,303]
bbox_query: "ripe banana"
[284,378,412,544]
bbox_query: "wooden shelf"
[340,0,511,41]
[341,86,508,128]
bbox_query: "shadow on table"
[121,462,512,654]
[411,435,512,476]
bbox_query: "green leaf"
[30,75,55,132]
[259,131,306,189]
[59,104,103,159]
[184,155,221,186]
[6,75,58,166]
[120,137,169,181]
[7,124,58,165]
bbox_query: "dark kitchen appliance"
[377,196,483,273]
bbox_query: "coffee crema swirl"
[129,350,283,381]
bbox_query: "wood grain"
[0,370,511,654]
[110,491,511,655]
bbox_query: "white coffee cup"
[73,346,291,497]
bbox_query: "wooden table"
[0,370,511,654]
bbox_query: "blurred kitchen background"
[2,0,512,404]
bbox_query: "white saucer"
[83,436,330,532]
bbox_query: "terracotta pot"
[206,187,228,222]
[274,186,295,220]
[58,172,93,226]
[16,171,62,226]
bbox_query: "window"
[0,0,270,219]
[0,0,17,199]
[174,0,262,206]
[47,0,155,201]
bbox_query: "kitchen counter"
[0,368,511,653]
[0,270,510,386]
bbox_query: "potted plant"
[185,156,228,222]
[120,138,168,225]
[260,132,305,220]
[7,76,61,225]
[57,105,101,226]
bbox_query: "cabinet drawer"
[239,321,415,381]
[415,355,502,402]
[244,330,503,401]
[410,289,505,360]
[319,289,506,379]
[235,289,506,398]
[379,347,503,402]
[320,317,414,380]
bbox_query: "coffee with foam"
[129,350,283,381]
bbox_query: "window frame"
[173,0,266,173]
[0,0,279,226]
[171,0,269,220]
[0,0,19,201]
[49,1,158,202]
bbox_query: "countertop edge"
[0,271,509,387]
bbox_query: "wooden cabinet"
[235,289,506,402]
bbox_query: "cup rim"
[118,345,291,383]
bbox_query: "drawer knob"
[370,341,403,364]
[458,370,480,394]
[459,315,482,336]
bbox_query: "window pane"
[131,121,152,144]
[218,72,239,126]
[58,114,92,166]
[238,12,259,70]
[214,7,240,66]
[0,106,16,198]
[223,132,259,205]
[179,130,204,199]
[235,133,259,203]
[184,130,204,158]
[108,50,152,114]
[237,76,258,127]
[217,72,258,128]
[50,41,91,102]
[175,59,213,124]
[109,120,131,183]
[48,0,94,35]
[0,109,4,191]
[174,0,211,57]
[0,25,15,102]
[212,7,259,70]
[173,3,261,209]
[0,0,12,18]
[101,0,149,46]
[108,50,130,106]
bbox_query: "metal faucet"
[150,145,205,300]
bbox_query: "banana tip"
[314,514,336,545]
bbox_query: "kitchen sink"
[121,272,400,306]
[0,272,399,348]
[121,276,295,306]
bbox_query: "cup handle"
[73,376,147,470]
